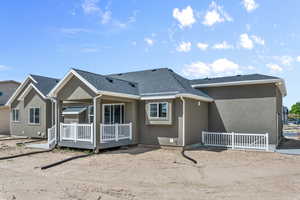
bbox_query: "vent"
[118,73,123,76]
[151,69,157,72]
[129,83,136,87]
[106,77,113,83]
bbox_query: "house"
[45,68,286,151]
[6,67,286,150]
[6,75,59,138]
[0,80,20,135]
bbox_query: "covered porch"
[48,69,139,150]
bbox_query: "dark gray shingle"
[30,74,60,96]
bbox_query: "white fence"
[100,123,132,143]
[202,131,269,151]
[47,126,56,148]
[60,123,93,143]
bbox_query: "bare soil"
[1,140,300,200]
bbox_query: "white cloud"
[267,63,283,73]
[242,0,259,12]
[82,0,100,14]
[176,42,192,52]
[101,11,112,24]
[212,41,233,50]
[182,58,241,78]
[251,35,265,45]
[144,38,154,46]
[297,56,300,62]
[247,66,256,70]
[197,43,209,51]
[173,6,196,29]
[273,56,294,66]
[239,33,254,49]
[0,65,10,71]
[203,1,233,26]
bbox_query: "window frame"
[12,109,20,122]
[88,105,94,124]
[102,103,125,124]
[28,107,40,125]
[148,102,168,119]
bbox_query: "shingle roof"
[190,74,281,85]
[0,81,20,106]
[72,68,139,96]
[30,74,60,96]
[108,68,211,99]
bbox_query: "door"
[103,104,125,124]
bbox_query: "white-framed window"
[102,104,125,124]
[88,105,94,123]
[149,102,168,119]
[12,109,20,122]
[29,108,40,124]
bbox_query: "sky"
[0,0,299,108]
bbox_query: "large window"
[12,109,20,122]
[29,108,40,124]
[103,104,125,124]
[149,102,168,119]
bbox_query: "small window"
[12,109,20,122]
[0,92,3,96]
[29,108,40,124]
[149,102,168,119]
[89,106,94,123]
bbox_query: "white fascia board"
[5,76,37,106]
[18,83,47,101]
[99,90,140,99]
[176,93,214,102]
[140,95,176,100]
[48,69,99,97]
[191,78,287,97]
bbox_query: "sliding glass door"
[103,104,125,124]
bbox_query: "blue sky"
[0,0,299,108]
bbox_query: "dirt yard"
[1,139,300,200]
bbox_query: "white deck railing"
[100,123,132,143]
[60,123,93,143]
[47,126,56,148]
[202,131,269,151]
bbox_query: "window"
[103,104,125,124]
[29,108,40,124]
[149,102,168,119]
[0,92,3,97]
[12,109,20,122]
[89,106,94,123]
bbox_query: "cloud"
[0,65,11,71]
[60,28,92,35]
[297,56,300,62]
[101,10,112,24]
[176,41,192,52]
[82,0,100,14]
[173,6,196,29]
[144,38,154,46]
[273,56,294,66]
[267,63,283,73]
[239,33,254,49]
[242,0,259,12]
[212,41,233,49]
[251,35,265,45]
[182,58,241,78]
[202,1,232,26]
[197,43,209,51]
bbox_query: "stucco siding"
[201,84,280,145]
[11,89,49,138]
[138,98,183,146]
[185,99,208,145]
[0,107,10,135]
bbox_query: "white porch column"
[94,95,102,151]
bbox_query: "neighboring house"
[6,75,59,138]
[282,106,289,124]
[43,68,286,151]
[0,80,20,135]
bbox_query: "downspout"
[180,96,186,147]
[51,97,58,144]
[93,94,102,151]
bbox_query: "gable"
[9,77,36,107]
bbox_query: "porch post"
[94,95,102,152]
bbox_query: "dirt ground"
[1,139,300,200]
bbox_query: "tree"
[290,102,300,115]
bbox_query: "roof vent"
[168,69,173,72]
[118,73,123,76]
[106,77,114,83]
[151,69,157,72]
[236,74,242,76]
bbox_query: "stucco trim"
[191,78,287,97]
[6,76,37,106]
